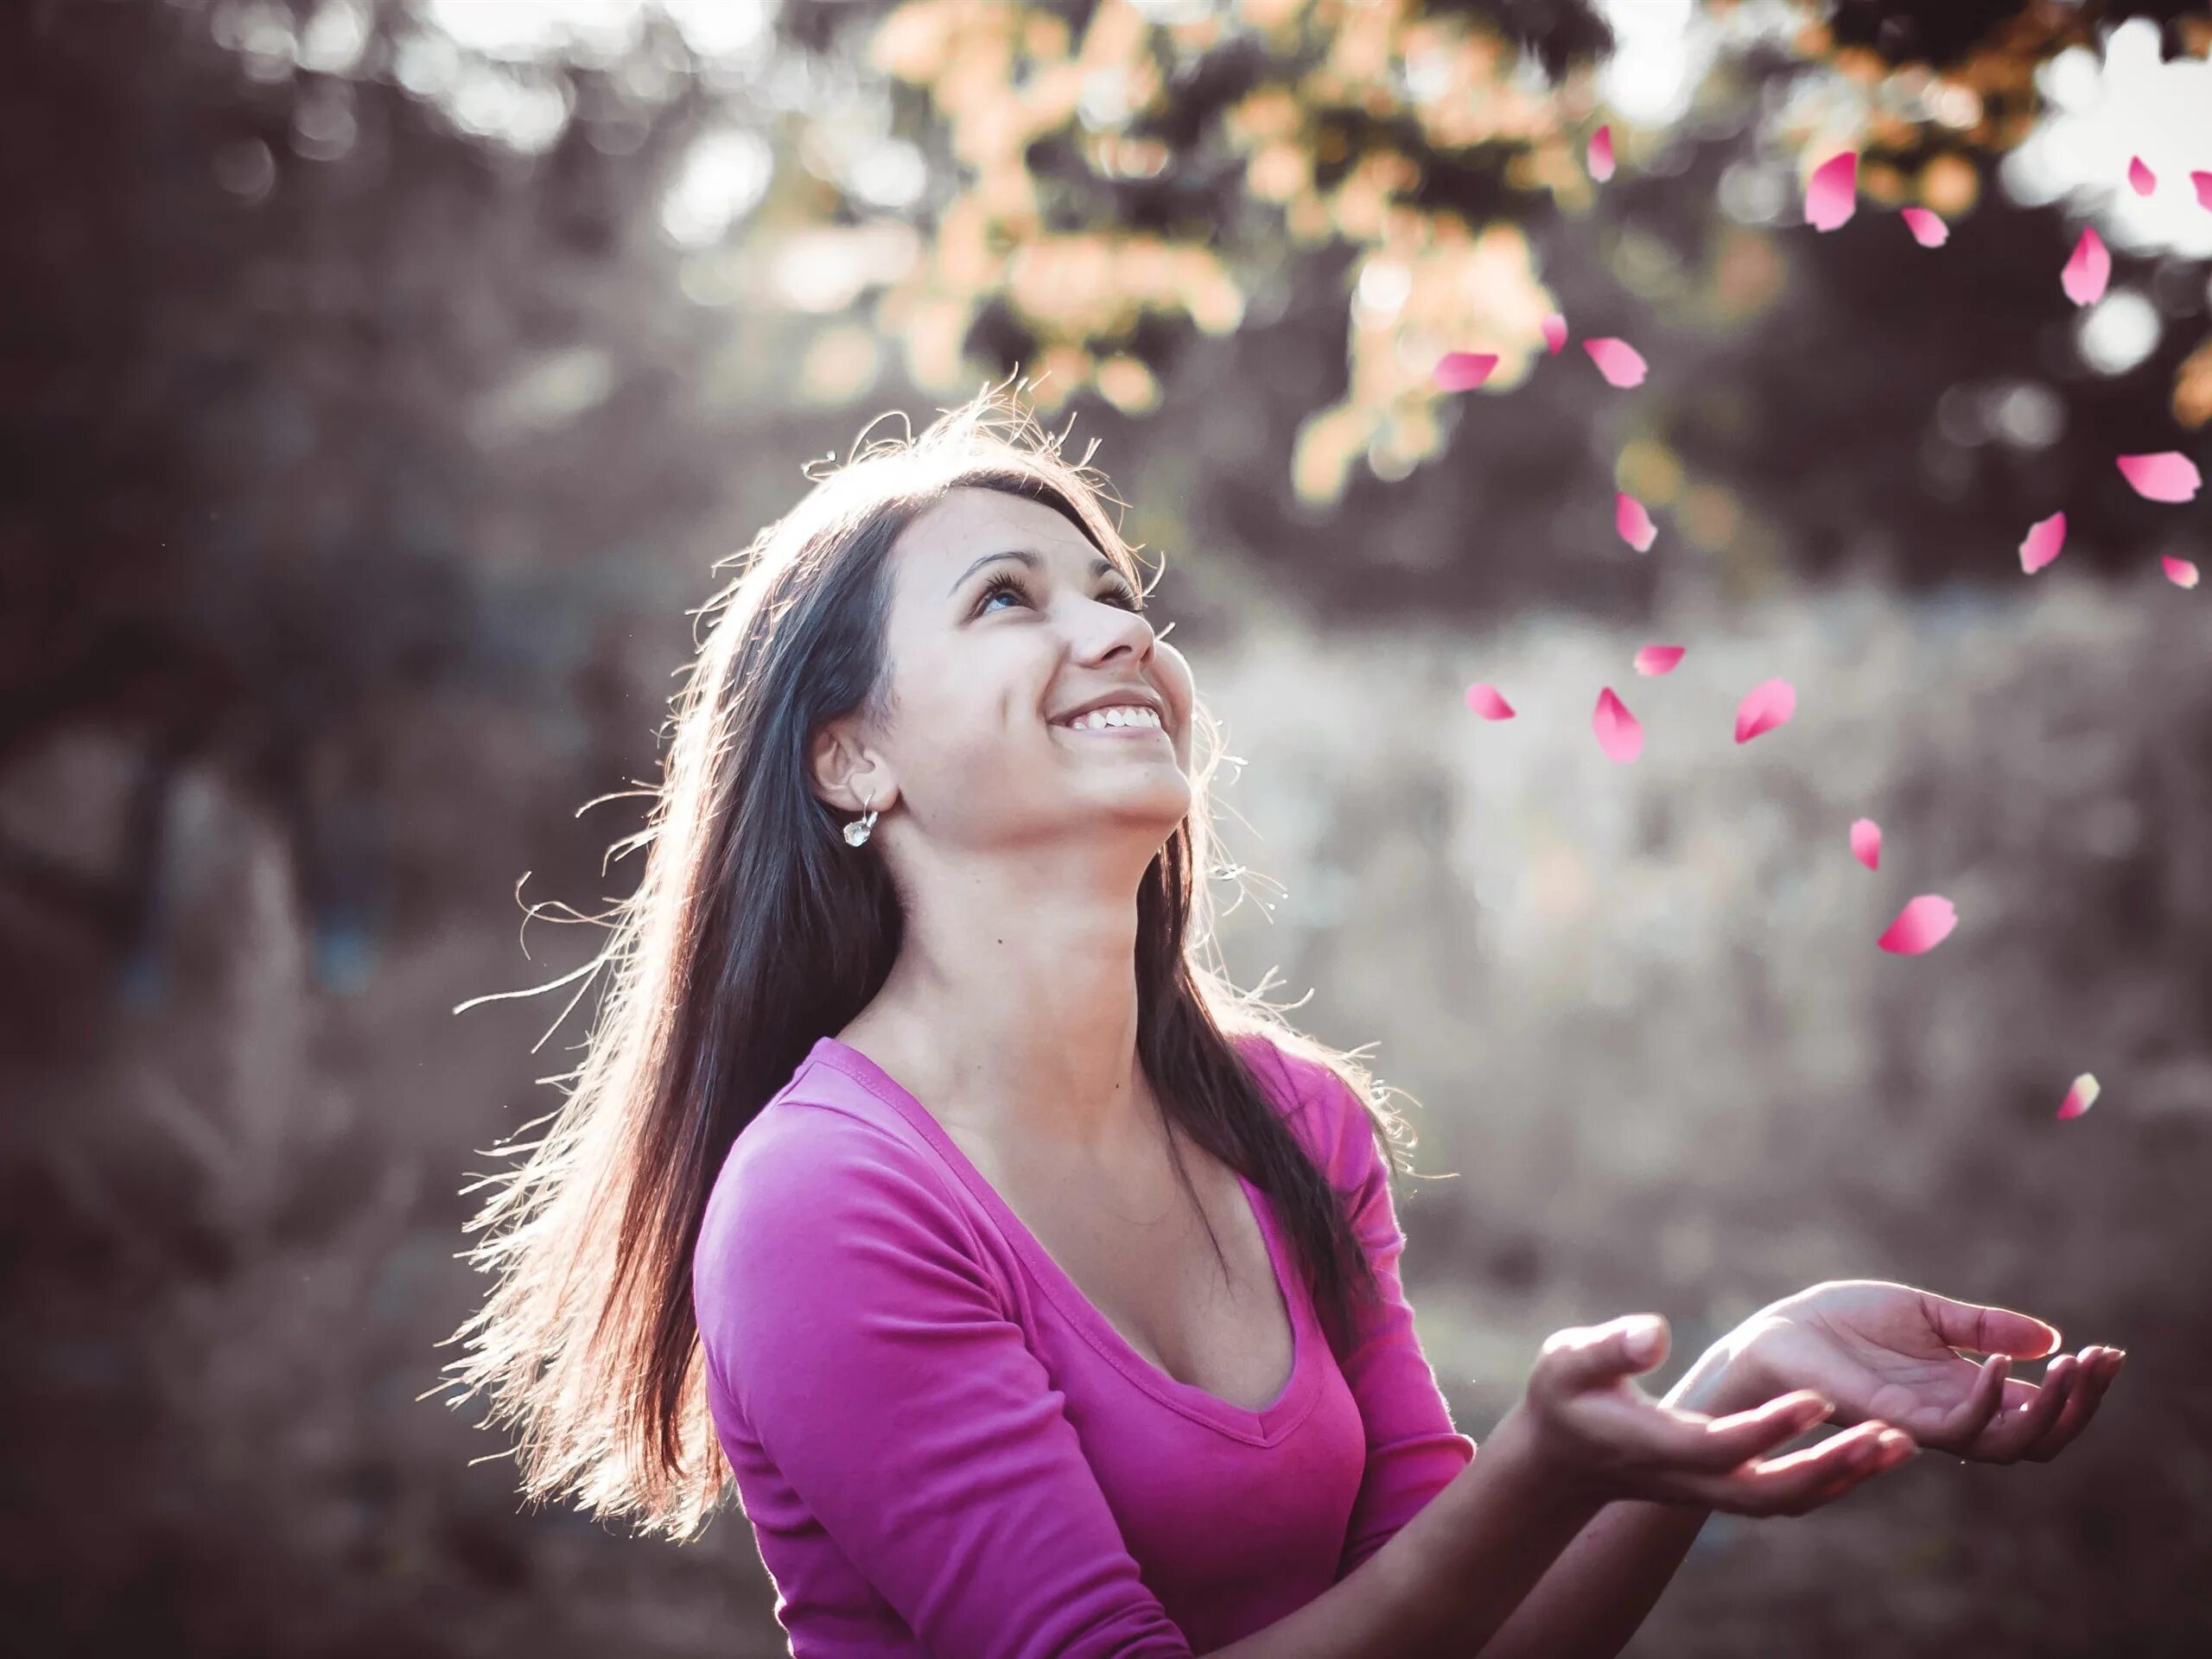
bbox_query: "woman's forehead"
[892,487,1115,588]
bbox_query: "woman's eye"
[974,574,1145,615]
[975,573,1028,613]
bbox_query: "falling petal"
[2165,556,2201,589]
[2196,171,2212,211]
[2061,227,2110,306]
[1542,312,1568,354]
[1434,351,1498,392]
[1850,817,1882,872]
[1634,645,1685,677]
[1805,150,1858,231]
[2116,451,2201,503]
[2018,511,2066,574]
[2127,156,2157,196]
[1465,682,1516,720]
[1589,124,1614,182]
[1899,207,1948,247]
[2057,1072,2101,1120]
[1878,894,1957,955]
[1616,493,1657,552]
[1583,337,1648,388]
[1732,677,1796,744]
[1592,687,1643,763]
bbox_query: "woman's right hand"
[1499,1313,1921,1516]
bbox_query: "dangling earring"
[842,787,879,848]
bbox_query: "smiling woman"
[434,376,2120,1659]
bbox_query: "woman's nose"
[1078,597,1154,660]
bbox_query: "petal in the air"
[1434,352,1499,392]
[1900,207,1948,247]
[2116,452,2201,503]
[2062,227,2111,306]
[1465,682,1517,720]
[2019,512,2066,574]
[2164,556,2200,589]
[1542,313,1568,354]
[1584,337,1648,388]
[2128,156,2157,195]
[1850,817,1882,871]
[1806,150,1858,231]
[1634,645,1685,677]
[1732,677,1796,744]
[1878,894,1957,955]
[1616,493,1657,551]
[1589,124,1615,182]
[2057,1074,2101,1120]
[1593,687,1643,762]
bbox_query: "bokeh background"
[6,1,2211,1654]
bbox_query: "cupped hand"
[1732,1279,2126,1463]
[1505,1313,1919,1517]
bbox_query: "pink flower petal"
[1592,687,1643,763]
[1588,124,1614,182]
[2116,451,2201,503]
[1465,682,1516,720]
[1633,645,1685,677]
[1805,150,1858,231]
[2127,156,2157,196]
[2018,510,2066,574]
[1850,817,1882,872]
[1582,337,1647,389]
[2062,226,2110,306]
[1615,492,1657,552]
[1899,207,1948,247]
[1541,312,1568,354]
[1433,351,1499,392]
[2056,1072,2101,1120]
[2165,556,2201,589]
[1878,893,1957,955]
[1732,677,1796,744]
[2196,171,2212,211]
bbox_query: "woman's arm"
[1465,1342,1754,1659]
[1201,1402,1607,1659]
[1207,1318,1907,1659]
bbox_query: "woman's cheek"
[1155,639,1197,772]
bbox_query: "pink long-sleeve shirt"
[691,1030,1476,1656]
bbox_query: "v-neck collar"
[802,1034,1324,1446]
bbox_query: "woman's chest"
[954,1126,1295,1414]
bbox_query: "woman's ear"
[810,721,893,815]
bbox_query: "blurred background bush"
[3,1,2209,1654]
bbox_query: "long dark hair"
[435,377,1426,1540]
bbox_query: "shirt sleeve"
[694,1110,1195,1659]
[1269,1046,1478,1582]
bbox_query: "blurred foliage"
[814,0,2212,606]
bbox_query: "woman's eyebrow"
[947,547,1118,596]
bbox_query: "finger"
[1636,1389,1838,1472]
[1963,1354,2075,1460]
[1536,1315,1669,1395]
[2024,1347,2122,1463]
[1931,1351,2012,1448]
[1914,1287,2063,1363]
[1670,1422,1917,1516]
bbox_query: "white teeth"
[1060,704,1161,731]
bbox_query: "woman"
[441,381,2123,1657]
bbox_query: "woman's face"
[824,486,1195,856]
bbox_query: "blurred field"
[8,553,2209,1656]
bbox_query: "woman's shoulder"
[696,1058,975,1291]
[1228,1027,1382,1183]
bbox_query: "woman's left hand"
[1716,1279,2126,1463]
